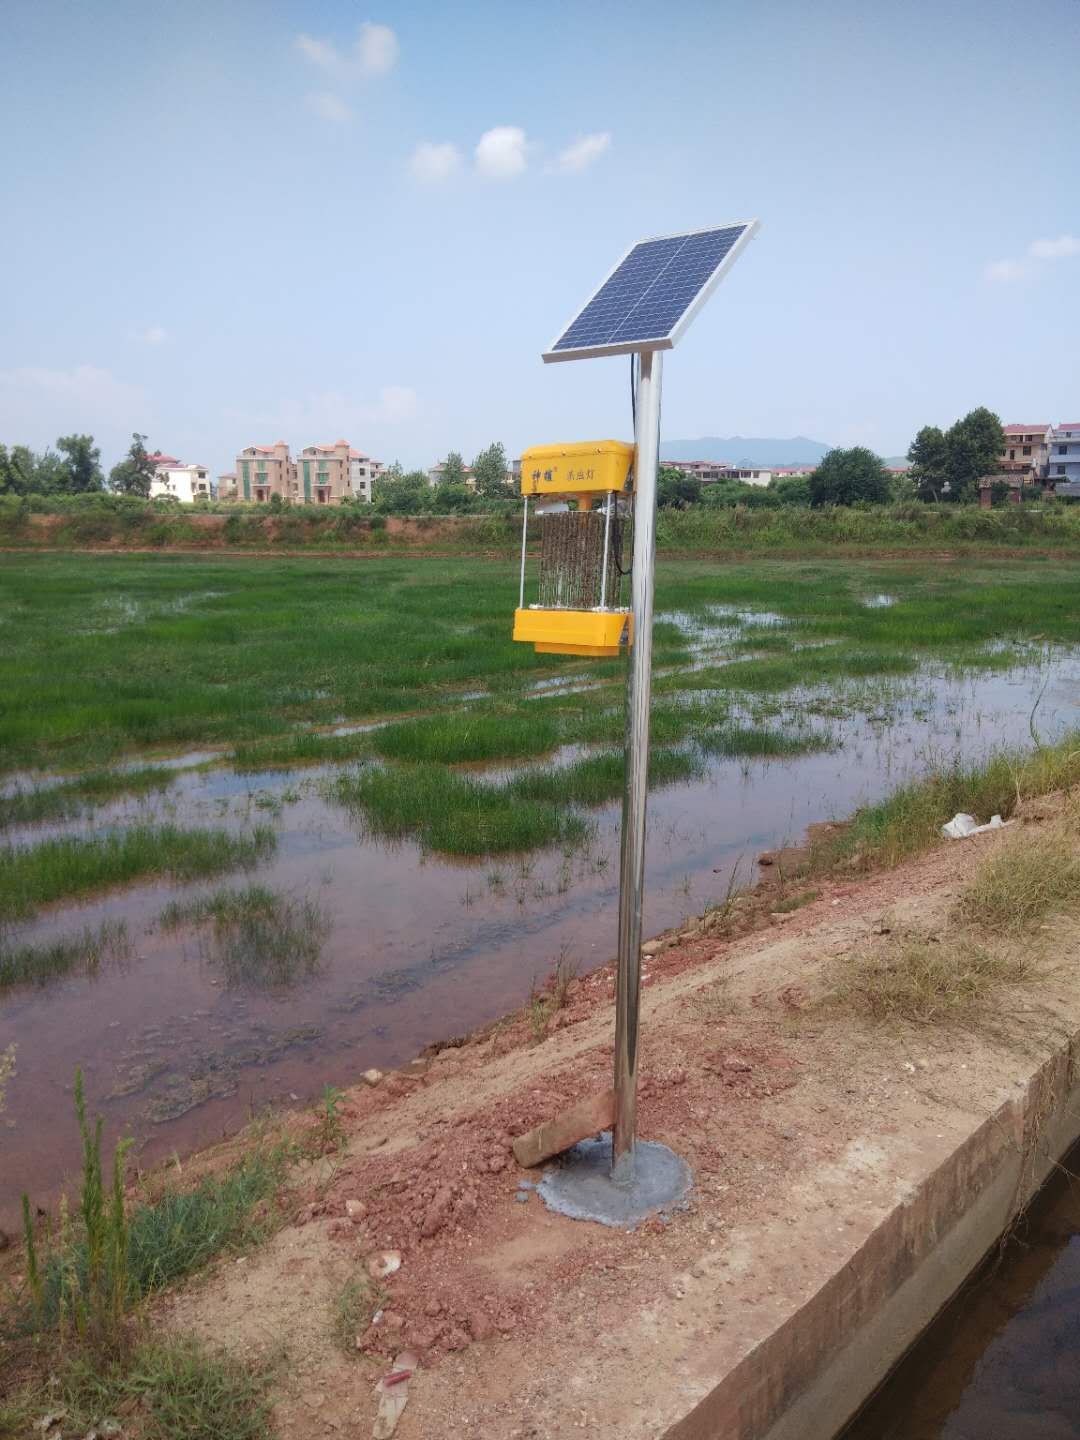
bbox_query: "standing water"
[2,654,1080,1229]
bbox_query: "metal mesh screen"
[537,508,624,610]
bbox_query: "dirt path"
[152,800,1080,1438]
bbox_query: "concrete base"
[538,1132,692,1228]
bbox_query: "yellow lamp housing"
[513,440,635,657]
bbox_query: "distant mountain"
[661,436,831,468]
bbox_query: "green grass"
[0,921,130,992]
[160,886,331,989]
[819,732,1080,871]
[51,1337,275,1440]
[697,724,833,758]
[334,762,590,857]
[0,766,174,827]
[3,553,1080,777]
[373,707,561,763]
[333,747,702,856]
[0,825,276,922]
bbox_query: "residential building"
[217,472,238,501]
[294,441,384,504]
[999,424,1052,487]
[671,459,731,483]
[148,453,212,502]
[235,442,294,502]
[1049,423,1080,488]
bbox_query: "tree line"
[0,433,158,497]
[1,409,1014,512]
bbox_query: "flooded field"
[3,554,1080,1229]
[3,650,1078,1227]
[841,1141,1080,1439]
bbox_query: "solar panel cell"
[544,221,758,362]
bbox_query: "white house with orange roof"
[147,451,213,502]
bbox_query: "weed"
[0,826,276,923]
[525,949,579,1039]
[0,921,131,993]
[827,928,1014,1024]
[821,733,1080,872]
[331,1275,385,1355]
[55,1335,274,1440]
[374,708,559,764]
[0,1043,15,1116]
[955,813,1080,933]
[771,888,820,914]
[159,886,329,990]
[313,1085,347,1155]
[697,724,833,759]
[0,767,174,828]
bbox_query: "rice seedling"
[0,825,276,922]
[0,767,174,828]
[160,886,330,990]
[0,920,131,992]
[232,729,374,772]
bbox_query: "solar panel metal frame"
[542,219,760,364]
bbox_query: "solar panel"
[543,220,759,363]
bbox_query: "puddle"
[3,655,1080,1226]
[861,593,896,608]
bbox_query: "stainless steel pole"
[612,348,663,1183]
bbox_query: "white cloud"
[409,141,462,184]
[295,33,338,68]
[356,22,398,76]
[1028,234,1080,261]
[984,258,1027,283]
[295,22,398,77]
[307,91,351,123]
[475,126,528,180]
[362,385,418,424]
[134,325,168,346]
[551,131,611,175]
[984,232,1080,283]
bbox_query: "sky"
[1,0,1078,478]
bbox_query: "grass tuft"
[0,825,277,922]
[331,1275,385,1355]
[697,724,833,759]
[0,767,175,828]
[55,1336,274,1440]
[954,812,1080,933]
[827,928,1013,1024]
[160,886,330,990]
[0,921,131,993]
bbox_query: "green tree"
[943,407,1004,503]
[657,466,702,508]
[768,474,810,506]
[56,434,104,493]
[0,443,65,494]
[439,451,468,489]
[808,447,891,507]
[472,441,509,498]
[108,433,155,497]
[372,468,430,515]
[907,425,949,500]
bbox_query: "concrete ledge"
[666,1045,1080,1440]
